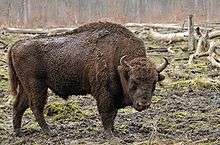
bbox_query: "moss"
[0,34,24,45]
[174,111,188,119]
[116,124,129,135]
[152,95,162,104]
[0,79,8,92]
[0,53,8,92]
[9,138,27,145]
[186,61,209,75]
[118,107,136,114]
[157,117,174,129]
[213,108,220,114]
[45,101,86,123]
[24,122,39,130]
[86,126,99,132]
[165,77,220,91]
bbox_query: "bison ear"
[158,73,165,82]
[118,66,129,96]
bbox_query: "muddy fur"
[8,22,164,136]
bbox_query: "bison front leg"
[97,102,118,138]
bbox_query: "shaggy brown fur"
[8,22,167,137]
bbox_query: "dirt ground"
[0,26,220,145]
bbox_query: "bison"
[8,22,168,137]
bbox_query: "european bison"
[8,22,168,137]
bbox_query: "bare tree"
[22,0,30,26]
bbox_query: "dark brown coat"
[8,22,167,137]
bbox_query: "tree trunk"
[188,14,195,51]
[23,0,30,27]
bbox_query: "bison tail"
[8,47,18,96]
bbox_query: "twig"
[167,46,175,54]
[0,41,8,50]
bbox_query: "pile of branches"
[126,15,220,68]
[188,31,220,67]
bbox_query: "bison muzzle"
[8,22,168,138]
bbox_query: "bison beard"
[8,22,168,138]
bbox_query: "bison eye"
[130,84,137,90]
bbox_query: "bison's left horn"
[120,55,131,68]
[156,57,169,72]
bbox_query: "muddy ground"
[0,26,220,145]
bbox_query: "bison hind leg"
[13,86,29,137]
[26,80,57,136]
[19,77,54,136]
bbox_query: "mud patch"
[0,29,220,145]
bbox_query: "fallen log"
[148,29,188,42]
[1,27,47,34]
[1,27,75,35]
[125,23,213,31]
[209,30,220,39]
[207,53,220,68]
[148,26,203,43]
[125,23,184,30]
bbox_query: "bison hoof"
[14,129,22,137]
[103,130,115,139]
[104,134,121,144]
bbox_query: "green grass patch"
[118,107,136,114]
[165,77,220,91]
[45,101,86,123]
[174,111,188,118]
[152,95,162,104]
[0,79,8,92]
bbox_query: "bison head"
[118,56,168,111]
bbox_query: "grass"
[165,77,220,91]
[0,30,220,144]
[0,53,8,92]
[45,101,87,123]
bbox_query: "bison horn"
[156,57,169,72]
[120,55,131,68]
